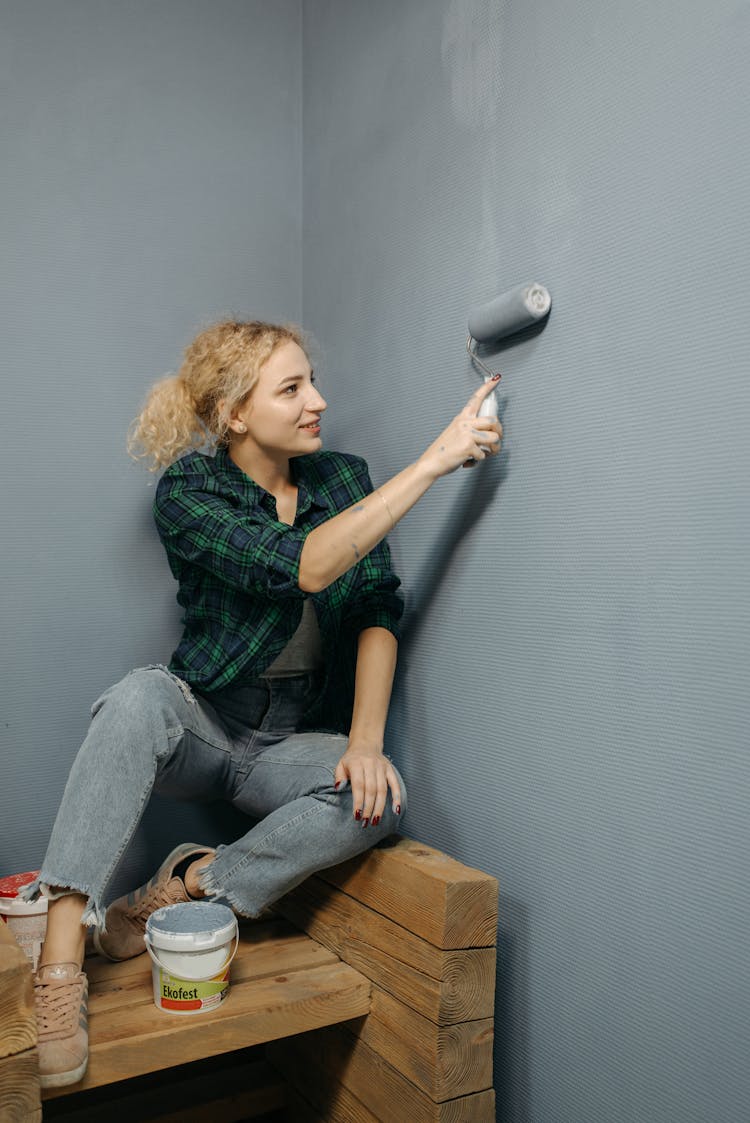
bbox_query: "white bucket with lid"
[144,901,238,1016]
[0,871,48,971]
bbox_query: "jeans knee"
[86,667,188,773]
[90,665,191,721]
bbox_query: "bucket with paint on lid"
[144,901,238,1016]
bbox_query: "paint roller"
[466,282,552,449]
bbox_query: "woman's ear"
[219,398,249,435]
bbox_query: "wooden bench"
[2,837,498,1122]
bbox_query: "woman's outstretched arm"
[298,378,502,593]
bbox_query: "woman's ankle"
[184,853,216,898]
[38,891,88,971]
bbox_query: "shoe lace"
[35,979,81,1037]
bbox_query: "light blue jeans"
[22,665,406,930]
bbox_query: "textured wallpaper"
[302,1,750,1120]
[1,0,303,894]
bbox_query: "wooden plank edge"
[316,837,499,949]
[0,1046,42,1121]
[44,963,371,1098]
[269,1023,495,1123]
[277,882,496,1024]
[350,984,494,1101]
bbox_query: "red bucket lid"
[0,871,40,898]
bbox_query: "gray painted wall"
[2,1,748,1119]
[302,1,749,1121]
[2,0,302,890]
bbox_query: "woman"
[22,320,502,1088]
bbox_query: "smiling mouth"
[301,420,321,430]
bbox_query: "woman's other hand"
[334,740,402,826]
[418,375,503,479]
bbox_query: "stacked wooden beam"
[0,919,41,1122]
[271,836,499,1122]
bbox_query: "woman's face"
[233,340,327,457]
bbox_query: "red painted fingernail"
[491,373,501,381]
[355,809,362,820]
[395,804,401,815]
[362,818,369,829]
[334,781,341,790]
[372,815,380,826]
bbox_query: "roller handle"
[476,381,499,454]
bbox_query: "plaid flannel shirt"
[154,446,403,733]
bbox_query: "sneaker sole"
[40,1057,88,1089]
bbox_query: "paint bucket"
[144,902,238,1016]
[0,871,48,971]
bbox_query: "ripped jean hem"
[196,864,279,921]
[196,850,246,914]
[18,875,106,931]
[196,846,273,920]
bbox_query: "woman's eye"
[283,375,315,395]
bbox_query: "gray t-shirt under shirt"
[261,599,323,678]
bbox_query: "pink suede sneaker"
[34,962,88,1089]
[92,842,215,962]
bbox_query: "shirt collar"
[215,446,334,515]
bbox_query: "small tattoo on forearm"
[351,542,361,559]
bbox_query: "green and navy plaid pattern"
[154,446,403,732]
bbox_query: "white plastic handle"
[477,381,499,453]
[144,928,239,981]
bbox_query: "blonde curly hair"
[128,319,309,471]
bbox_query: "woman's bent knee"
[90,665,193,721]
[83,666,191,773]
